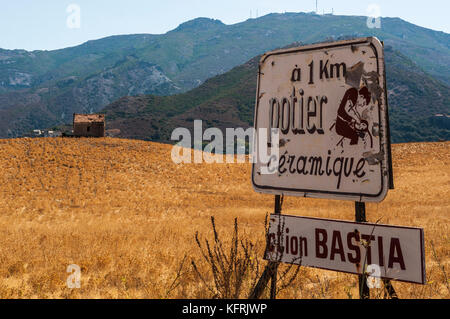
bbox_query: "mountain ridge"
[102,44,449,144]
[0,13,448,138]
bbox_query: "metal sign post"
[355,202,399,299]
[249,195,283,300]
[270,195,282,299]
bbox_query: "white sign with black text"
[265,214,426,284]
[252,37,392,202]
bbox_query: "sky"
[1,0,449,51]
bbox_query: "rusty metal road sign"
[265,214,426,285]
[252,37,393,202]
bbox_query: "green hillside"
[0,13,449,138]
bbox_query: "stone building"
[73,114,105,137]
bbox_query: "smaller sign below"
[265,214,425,284]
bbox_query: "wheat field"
[0,137,448,299]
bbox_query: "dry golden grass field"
[0,137,448,299]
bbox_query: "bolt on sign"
[252,37,393,202]
[266,214,426,284]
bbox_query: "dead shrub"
[191,216,262,299]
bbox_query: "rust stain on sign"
[345,61,365,88]
[363,150,385,165]
[363,71,383,105]
[346,62,384,105]
[372,122,380,137]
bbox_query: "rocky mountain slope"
[0,13,449,137]
[103,46,450,144]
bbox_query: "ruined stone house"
[73,114,105,137]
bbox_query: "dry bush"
[190,215,301,299]
[191,216,261,299]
